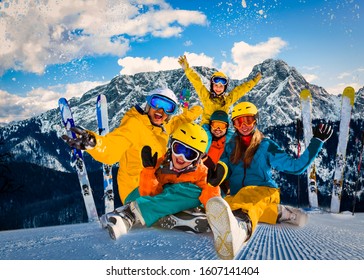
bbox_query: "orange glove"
[139,167,163,197]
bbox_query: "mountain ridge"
[1,58,363,172]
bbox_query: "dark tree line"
[0,137,23,194]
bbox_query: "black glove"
[313,124,333,142]
[203,155,216,170]
[207,162,227,187]
[61,126,96,150]
[141,146,158,168]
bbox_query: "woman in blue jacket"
[220,101,333,243]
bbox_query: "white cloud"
[117,38,287,79]
[324,68,364,95]
[302,73,318,83]
[118,52,214,75]
[337,72,351,79]
[118,56,178,75]
[222,37,288,79]
[316,66,364,95]
[182,52,215,68]
[0,0,207,75]
[0,81,104,123]
[325,83,362,95]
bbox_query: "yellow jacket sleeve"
[86,116,140,165]
[166,105,203,133]
[184,67,210,101]
[225,73,261,106]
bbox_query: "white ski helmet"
[145,88,179,119]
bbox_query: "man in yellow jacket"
[62,88,202,204]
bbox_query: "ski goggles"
[211,76,228,86]
[210,121,228,130]
[233,115,256,129]
[171,140,200,162]
[146,94,177,115]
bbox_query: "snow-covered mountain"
[1,59,363,230]
[1,59,363,172]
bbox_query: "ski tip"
[97,94,107,102]
[299,89,312,100]
[58,97,68,104]
[342,86,355,105]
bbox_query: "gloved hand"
[178,55,189,70]
[313,123,333,142]
[253,72,262,83]
[61,126,96,150]
[207,162,227,187]
[141,146,158,168]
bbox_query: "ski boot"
[104,202,144,240]
[100,211,114,228]
[156,208,211,234]
[277,205,308,227]
[232,209,252,241]
[205,197,251,260]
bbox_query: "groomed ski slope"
[0,212,363,260]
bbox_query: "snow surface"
[0,212,363,279]
[0,212,362,261]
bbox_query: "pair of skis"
[58,94,114,222]
[299,87,356,213]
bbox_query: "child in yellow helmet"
[178,54,262,125]
[102,122,245,260]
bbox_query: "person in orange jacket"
[201,110,234,194]
[155,110,232,234]
[102,122,245,260]
[203,110,232,170]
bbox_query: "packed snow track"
[0,212,363,260]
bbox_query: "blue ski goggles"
[211,76,228,85]
[146,94,177,115]
[171,140,200,162]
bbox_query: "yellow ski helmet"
[231,102,258,120]
[171,122,208,153]
[211,71,228,79]
[210,71,229,94]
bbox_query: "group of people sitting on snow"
[62,55,333,260]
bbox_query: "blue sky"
[0,0,362,123]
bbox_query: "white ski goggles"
[171,140,200,162]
